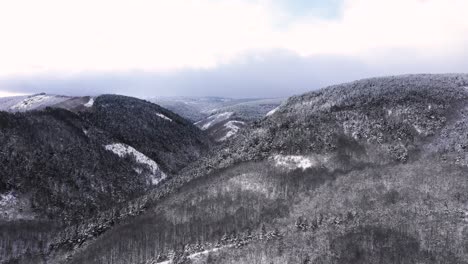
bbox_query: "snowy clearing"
[219,120,245,141]
[188,245,229,261]
[156,245,232,264]
[227,173,268,194]
[105,143,167,185]
[10,94,52,110]
[0,192,16,207]
[84,97,94,107]
[0,191,35,220]
[413,125,423,134]
[273,155,317,170]
[156,113,173,122]
[266,106,279,116]
[4,94,70,112]
[199,112,234,130]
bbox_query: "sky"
[0,0,467,98]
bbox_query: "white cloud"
[283,0,468,58]
[0,91,28,97]
[0,0,277,75]
[0,0,467,77]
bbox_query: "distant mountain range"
[151,97,283,142]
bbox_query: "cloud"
[0,0,467,97]
[0,91,28,97]
[2,49,467,98]
[0,0,467,76]
[0,0,279,75]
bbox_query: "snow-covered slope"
[266,106,279,116]
[272,154,331,171]
[219,120,245,141]
[105,143,167,185]
[0,191,35,221]
[195,112,234,130]
[156,113,172,122]
[194,112,248,142]
[84,97,95,107]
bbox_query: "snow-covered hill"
[0,93,98,113]
[105,143,167,185]
[0,93,70,112]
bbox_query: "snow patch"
[227,173,268,194]
[84,97,94,107]
[10,94,52,110]
[105,143,167,185]
[273,155,317,170]
[219,120,245,141]
[0,191,35,220]
[188,246,228,261]
[156,245,231,264]
[266,106,279,117]
[0,192,16,207]
[200,112,234,130]
[156,113,172,122]
[413,125,423,134]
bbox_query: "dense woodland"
[0,108,149,221]
[83,95,212,174]
[0,95,212,263]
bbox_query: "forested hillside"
[0,95,212,263]
[36,74,468,264]
[83,95,212,174]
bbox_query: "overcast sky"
[0,0,467,98]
